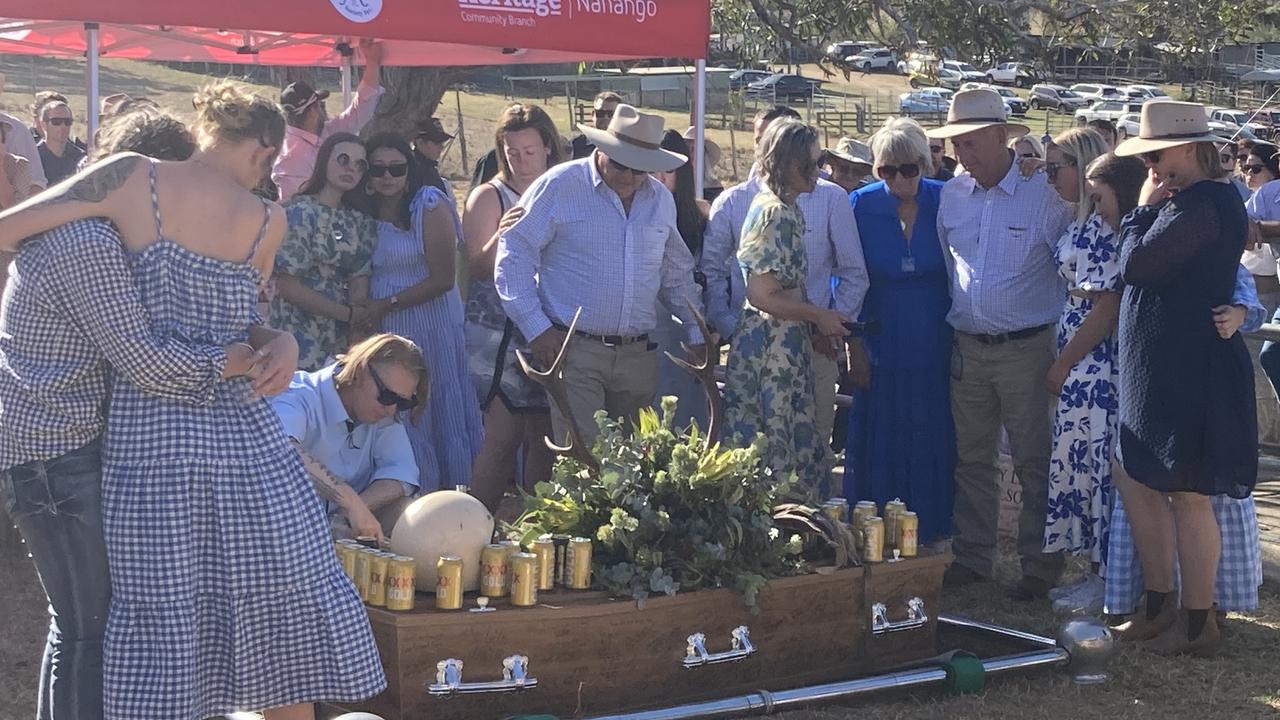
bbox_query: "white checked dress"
[101,163,385,718]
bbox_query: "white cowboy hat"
[1114,101,1223,157]
[925,88,1029,140]
[827,137,874,168]
[682,126,722,167]
[578,104,686,173]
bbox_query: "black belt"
[963,323,1052,346]
[552,322,649,347]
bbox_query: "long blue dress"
[371,186,484,491]
[843,179,954,543]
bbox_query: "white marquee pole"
[694,58,706,200]
[85,22,100,148]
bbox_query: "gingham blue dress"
[101,164,386,719]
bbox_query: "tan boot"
[1113,597,1178,642]
[1144,609,1220,658]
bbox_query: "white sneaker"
[1053,573,1104,614]
[1048,573,1090,601]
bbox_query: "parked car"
[728,69,772,92]
[1030,84,1089,112]
[1116,113,1141,140]
[827,40,876,61]
[847,48,898,72]
[1249,106,1280,140]
[959,82,1028,116]
[1122,84,1170,101]
[911,66,963,90]
[941,61,985,82]
[1068,83,1124,102]
[985,62,1035,87]
[1075,100,1145,125]
[1207,107,1267,139]
[745,73,821,101]
[899,88,953,115]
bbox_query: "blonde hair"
[870,116,933,177]
[756,119,819,199]
[1194,142,1228,180]
[335,334,431,423]
[1048,127,1110,224]
[1010,133,1044,159]
[191,80,286,153]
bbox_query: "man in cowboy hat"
[412,116,455,197]
[699,104,869,445]
[271,39,385,201]
[825,136,875,193]
[929,88,1073,601]
[495,103,707,443]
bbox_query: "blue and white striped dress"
[102,164,385,718]
[371,186,484,490]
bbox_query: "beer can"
[480,543,511,598]
[532,537,556,591]
[366,551,390,607]
[551,534,571,587]
[862,517,885,563]
[897,512,919,558]
[510,552,539,607]
[356,535,380,549]
[335,543,357,582]
[884,499,908,550]
[852,502,877,532]
[353,548,374,601]
[821,498,848,525]
[436,555,464,610]
[565,537,593,589]
[386,555,417,611]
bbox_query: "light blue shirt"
[271,364,419,499]
[1235,265,1267,332]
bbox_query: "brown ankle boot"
[1144,609,1220,658]
[1113,598,1178,642]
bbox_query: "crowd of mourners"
[0,36,1270,718]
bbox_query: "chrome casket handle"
[427,655,539,696]
[682,625,756,668]
[871,596,928,635]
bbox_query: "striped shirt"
[0,219,227,471]
[937,158,1074,335]
[495,155,705,343]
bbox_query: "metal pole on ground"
[694,59,707,200]
[85,23,100,149]
[340,42,354,107]
[455,88,469,173]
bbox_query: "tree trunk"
[366,66,463,138]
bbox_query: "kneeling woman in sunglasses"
[273,333,430,542]
[348,132,484,493]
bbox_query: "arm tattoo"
[290,439,351,504]
[52,155,141,205]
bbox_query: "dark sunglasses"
[369,365,418,411]
[1045,157,1077,180]
[334,152,369,173]
[877,163,920,180]
[1244,164,1268,175]
[1238,154,1250,162]
[1140,149,1163,164]
[47,117,73,127]
[929,145,944,154]
[1019,152,1039,160]
[1221,153,1237,164]
[607,157,648,176]
[594,108,616,119]
[368,163,409,178]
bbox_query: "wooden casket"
[335,549,950,720]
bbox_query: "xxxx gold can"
[863,517,885,563]
[386,555,416,611]
[897,511,919,558]
[551,534,571,586]
[564,537,593,590]
[366,551,390,607]
[510,552,539,607]
[852,501,877,531]
[822,498,849,525]
[532,537,556,591]
[884,499,907,550]
[480,543,511,598]
[335,543,357,582]
[353,548,374,601]
[436,555,464,610]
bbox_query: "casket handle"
[682,625,756,668]
[426,655,539,696]
[871,597,928,635]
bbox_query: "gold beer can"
[862,517,885,563]
[821,498,848,525]
[353,548,374,601]
[510,552,539,607]
[565,537,593,589]
[883,499,907,550]
[852,502,877,532]
[532,537,556,591]
[366,551,390,607]
[386,555,417,611]
[436,555,464,610]
[897,512,919,558]
[335,543,357,582]
[480,543,511,597]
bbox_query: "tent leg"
[85,22,100,149]
[694,59,706,200]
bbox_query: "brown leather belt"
[963,323,1052,346]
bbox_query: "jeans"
[0,440,109,720]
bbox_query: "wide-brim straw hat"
[683,126,722,167]
[827,137,873,168]
[925,88,1029,140]
[1114,100,1222,156]
[578,104,686,173]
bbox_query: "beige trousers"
[548,338,659,445]
[812,351,840,446]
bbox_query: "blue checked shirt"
[0,219,227,472]
[700,175,869,339]
[495,156,705,344]
[937,159,1074,335]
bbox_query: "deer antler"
[515,308,600,473]
[664,299,721,451]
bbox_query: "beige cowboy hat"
[683,126,722,167]
[1114,101,1222,157]
[579,104,686,173]
[925,88,1029,140]
[827,137,874,169]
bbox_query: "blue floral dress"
[723,188,830,490]
[1043,214,1120,562]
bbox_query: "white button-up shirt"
[700,175,869,339]
[495,155,705,344]
[937,158,1073,335]
[2,111,46,188]
[271,84,384,201]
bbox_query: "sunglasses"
[369,365,418,412]
[1244,164,1268,175]
[929,145,943,154]
[1140,149,1163,164]
[334,153,369,173]
[47,117,73,127]
[1045,157,1077,180]
[1221,153,1237,164]
[607,157,648,176]
[1019,152,1039,160]
[368,163,409,178]
[877,163,920,180]
[594,108,616,120]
